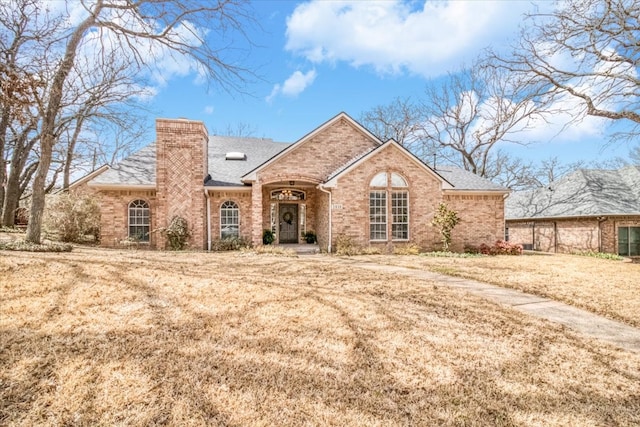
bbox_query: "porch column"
[251,181,263,246]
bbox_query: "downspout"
[317,184,332,253]
[204,188,211,251]
[553,221,558,253]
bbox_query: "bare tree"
[212,121,258,138]
[488,0,640,142]
[20,0,256,244]
[418,63,546,178]
[359,97,424,148]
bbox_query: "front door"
[279,204,298,243]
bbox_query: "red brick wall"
[208,189,252,243]
[250,117,380,245]
[328,144,506,252]
[98,190,158,248]
[445,193,506,252]
[155,119,208,249]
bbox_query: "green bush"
[43,193,100,243]
[262,229,275,245]
[303,231,317,244]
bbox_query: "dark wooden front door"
[279,204,298,243]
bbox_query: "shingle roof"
[506,166,640,219]
[205,136,289,186]
[90,144,156,186]
[435,167,508,191]
[88,130,508,193]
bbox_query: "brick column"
[251,180,263,246]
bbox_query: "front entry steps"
[278,244,320,255]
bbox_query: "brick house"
[505,166,640,257]
[85,112,508,252]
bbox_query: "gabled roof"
[506,166,640,220]
[66,164,109,191]
[89,144,156,188]
[242,112,380,182]
[205,136,289,187]
[324,139,455,189]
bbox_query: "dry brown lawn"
[360,252,640,328]
[1,247,640,426]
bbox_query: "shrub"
[163,216,190,250]
[43,193,100,243]
[335,234,360,256]
[303,231,317,244]
[0,239,72,252]
[431,202,460,251]
[467,240,523,256]
[573,250,624,261]
[211,236,250,251]
[393,243,422,255]
[262,229,275,245]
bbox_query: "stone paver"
[319,257,640,354]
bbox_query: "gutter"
[204,188,211,251]
[317,184,332,253]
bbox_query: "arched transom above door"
[271,189,306,201]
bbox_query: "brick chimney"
[155,118,208,249]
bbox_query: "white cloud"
[285,1,545,78]
[266,69,317,103]
[204,105,215,114]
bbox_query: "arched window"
[369,172,409,241]
[128,200,150,242]
[220,200,239,239]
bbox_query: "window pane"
[220,201,239,239]
[630,227,640,257]
[391,191,408,240]
[391,173,407,187]
[128,200,150,242]
[619,227,629,256]
[369,191,387,240]
[370,172,387,187]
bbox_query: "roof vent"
[225,152,246,161]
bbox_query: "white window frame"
[391,191,409,241]
[128,199,150,242]
[369,191,387,241]
[220,200,240,239]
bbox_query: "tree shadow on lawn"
[1,251,640,425]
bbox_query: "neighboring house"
[505,166,640,257]
[84,112,508,251]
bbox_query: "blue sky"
[145,0,633,166]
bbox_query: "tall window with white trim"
[128,199,150,242]
[220,200,239,239]
[369,172,409,241]
[369,191,387,240]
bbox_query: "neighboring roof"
[242,112,380,182]
[506,166,640,220]
[436,167,508,192]
[90,144,156,187]
[205,136,289,187]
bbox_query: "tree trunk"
[25,4,101,243]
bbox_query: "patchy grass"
[361,252,640,328]
[1,248,639,426]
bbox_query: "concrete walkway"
[322,257,640,354]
